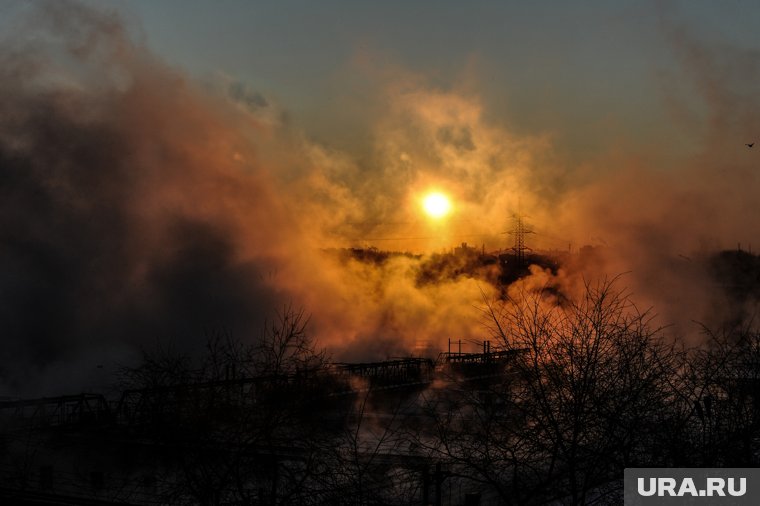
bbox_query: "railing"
[0,393,112,429]
[0,350,526,429]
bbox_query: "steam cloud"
[2,2,759,396]
[0,2,289,395]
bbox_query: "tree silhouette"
[409,278,683,505]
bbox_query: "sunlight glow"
[422,192,452,219]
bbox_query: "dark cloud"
[228,81,269,110]
[436,125,476,152]
[0,2,283,396]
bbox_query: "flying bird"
[747,143,754,148]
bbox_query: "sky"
[2,0,760,396]
[76,1,760,158]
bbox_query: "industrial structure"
[0,344,522,506]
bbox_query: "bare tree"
[410,277,684,505]
[309,386,423,505]
[117,305,337,505]
[673,321,760,467]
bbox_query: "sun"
[422,192,452,219]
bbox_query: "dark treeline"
[3,281,760,506]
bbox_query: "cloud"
[3,2,760,396]
[0,2,287,395]
[0,2,515,395]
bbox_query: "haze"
[2,0,760,396]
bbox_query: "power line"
[358,233,503,242]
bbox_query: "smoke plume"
[2,2,760,396]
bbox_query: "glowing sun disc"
[422,192,452,219]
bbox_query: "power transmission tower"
[509,214,533,268]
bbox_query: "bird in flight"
[747,143,754,148]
